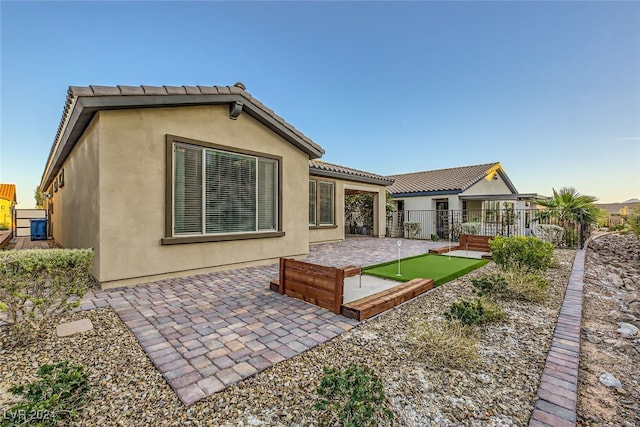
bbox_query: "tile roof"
[42,83,324,190]
[387,162,513,195]
[0,184,17,202]
[309,160,394,186]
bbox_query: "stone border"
[529,250,585,427]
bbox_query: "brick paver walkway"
[81,237,441,405]
[529,250,585,427]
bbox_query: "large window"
[170,139,279,238]
[309,179,335,227]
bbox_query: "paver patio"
[81,237,443,405]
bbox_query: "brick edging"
[529,250,585,427]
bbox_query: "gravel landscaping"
[1,249,576,426]
[577,233,640,426]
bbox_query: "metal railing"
[386,209,590,249]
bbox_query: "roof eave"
[41,93,324,190]
[310,168,394,186]
[389,189,461,198]
[460,193,539,201]
[498,170,518,194]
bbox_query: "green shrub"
[489,236,555,274]
[610,223,627,232]
[3,361,90,427]
[470,274,507,297]
[430,233,439,241]
[403,222,421,239]
[314,364,394,427]
[460,222,481,235]
[444,297,505,326]
[0,249,94,342]
[628,207,640,237]
[503,271,549,302]
[411,320,478,368]
[0,223,9,231]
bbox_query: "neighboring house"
[0,184,17,228]
[40,83,390,288]
[387,162,539,239]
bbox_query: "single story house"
[0,184,17,228]
[386,162,539,239]
[40,83,391,288]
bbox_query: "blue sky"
[1,1,639,208]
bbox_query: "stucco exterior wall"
[92,105,309,287]
[460,175,513,196]
[0,200,12,227]
[309,180,387,244]
[48,117,101,278]
[398,195,434,211]
[465,200,483,211]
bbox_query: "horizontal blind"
[174,144,203,234]
[309,180,317,225]
[319,181,334,225]
[205,150,256,233]
[258,158,277,231]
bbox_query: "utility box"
[30,218,47,241]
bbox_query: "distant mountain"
[597,200,640,215]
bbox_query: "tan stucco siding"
[465,200,483,211]
[309,179,388,244]
[96,105,309,285]
[460,175,513,196]
[400,196,436,211]
[49,117,101,279]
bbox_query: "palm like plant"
[535,187,601,226]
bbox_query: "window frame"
[163,135,284,245]
[308,177,337,229]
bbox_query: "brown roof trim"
[41,84,325,190]
[309,160,394,186]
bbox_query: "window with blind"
[309,179,335,227]
[172,142,278,236]
[309,180,316,225]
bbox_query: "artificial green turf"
[362,254,489,286]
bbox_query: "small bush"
[0,249,94,342]
[503,271,549,302]
[610,223,627,232]
[403,222,421,239]
[411,321,478,368]
[489,236,555,274]
[0,223,9,231]
[470,274,507,297]
[444,297,505,326]
[314,364,394,427]
[4,361,90,426]
[533,224,565,246]
[460,222,481,235]
[430,233,440,241]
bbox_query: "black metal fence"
[386,209,590,249]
